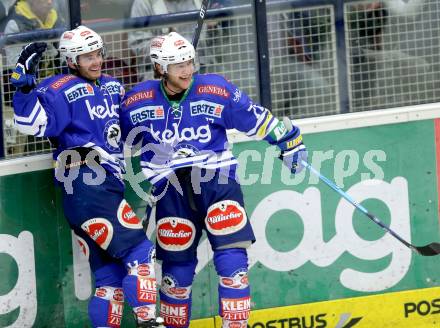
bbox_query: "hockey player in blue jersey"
[120,32,308,327]
[10,26,164,328]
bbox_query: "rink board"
[1,105,440,327]
[190,286,440,327]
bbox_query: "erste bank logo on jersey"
[64,83,95,103]
[130,106,165,124]
[190,100,224,119]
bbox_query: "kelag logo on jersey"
[150,123,212,143]
[130,106,165,124]
[86,99,119,120]
[190,100,224,119]
[65,83,95,103]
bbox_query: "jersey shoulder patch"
[48,74,79,90]
[122,82,158,109]
[34,75,79,100]
[194,74,233,98]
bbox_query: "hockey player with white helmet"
[10,25,164,328]
[121,31,308,327]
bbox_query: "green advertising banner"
[1,118,440,327]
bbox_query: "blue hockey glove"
[277,117,308,174]
[10,42,47,90]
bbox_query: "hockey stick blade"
[302,160,440,256]
[414,242,440,256]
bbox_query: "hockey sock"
[121,239,157,321]
[89,263,126,328]
[159,259,197,328]
[214,248,250,327]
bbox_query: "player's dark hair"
[153,63,163,79]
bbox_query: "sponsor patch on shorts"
[156,217,195,251]
[81,217,113,250]
[117,199,142,229]
[205,200,247,236]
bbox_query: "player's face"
[76,49,104,81]
[166,60,195,92]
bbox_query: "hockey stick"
[192,0,210,49]
[301,160,440,256]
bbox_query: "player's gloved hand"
[277,117,308,174]
[10,42,47,91]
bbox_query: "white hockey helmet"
[150,32,195,73]
[59,25,104,65]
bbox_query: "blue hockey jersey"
[120,74,284,186]
[13,74,125,179]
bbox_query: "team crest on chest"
[103,119,122,151]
